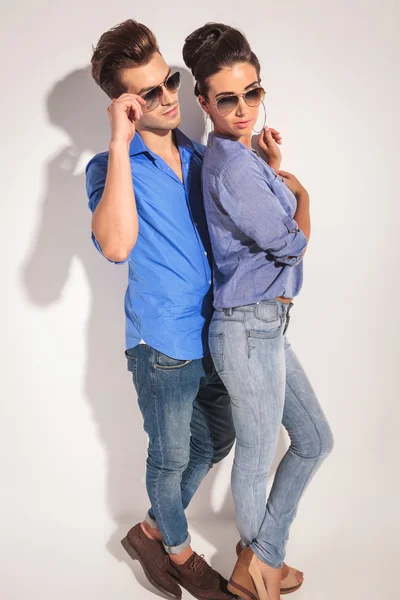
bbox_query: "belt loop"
[224,307,233,316]
[283,302,294,335]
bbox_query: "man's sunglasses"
[208,86,265,116]
[141,71,181,112]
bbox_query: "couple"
[85,19,334,600]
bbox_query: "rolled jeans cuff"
[163,532,192,555]
[145,510,158,529]
[145,510,191,555]
[250,541,283,569]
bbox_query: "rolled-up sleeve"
[217,153,307,266]
[85,155,127,265]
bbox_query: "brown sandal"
[236,542,303,595]
[228,547,282,600]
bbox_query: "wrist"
[296,189,310,202]
[109,138,131,153]
[268,161,280,172]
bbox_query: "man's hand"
[277,170,308,200]
[108,93,147,146]
[257,126,282,171]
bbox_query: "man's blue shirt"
[85,129,213,360]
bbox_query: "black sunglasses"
[141,71,181,112]
[208,86,265,116]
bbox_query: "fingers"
[260,128,274,148]
[277,169,291,178]
[112,94,147,121]
[127,103,143,121]
[257,133,267,150]
[110,95,144,120]
[261,127,282,147]
[269,127,282,144]
[113,92,147,105]
[130,102,143,121]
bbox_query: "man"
[86,19,235,600]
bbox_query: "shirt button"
[195,222,198,227]
[209,280,212,284]
[204,251,207,256]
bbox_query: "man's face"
[118,52,181,132]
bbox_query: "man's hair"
[91,19,160,99]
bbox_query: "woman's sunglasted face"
[215,86,265,116]
[202,63,264,139]
[141,71,181,111]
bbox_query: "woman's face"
[199,62,263,143]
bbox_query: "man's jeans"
[125,344,235,554]
[209,299,334,568]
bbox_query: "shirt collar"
[129,128,202,159]
[129,130,151,157]
[207,130,259,155]
[207,131,236,146]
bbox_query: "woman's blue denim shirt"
[202,132,308,309]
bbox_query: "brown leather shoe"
[235,542,303,595]
[121,523,182,599]
[168,552,236,600]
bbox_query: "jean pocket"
[247,322,283,339]
[247,307,284,339]
[209,332,225,373]
[254,300,282,324]
[125,348,138,388]
[125,348,138,371]
[154,351,192,370]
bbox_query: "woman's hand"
[277,170,308,199]
[257,126,282,171]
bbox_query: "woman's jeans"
[209,299,334,568]
[125,344,235,554]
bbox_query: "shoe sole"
[228,577,301,598]
[228,578,258,600]
[168,569,239,600]
[280,584,302,595]
[121,536,182,600]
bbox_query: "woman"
[182,23,334,600]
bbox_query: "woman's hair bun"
[183,23,231,74]
[182,22,259,97]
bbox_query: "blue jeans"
[125,344,235,554]
[209,299,334,568]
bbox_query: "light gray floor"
[3,515,394,599]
